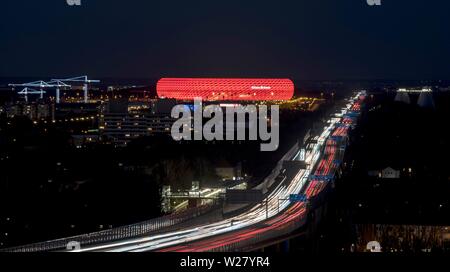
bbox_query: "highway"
[69,91,365,252]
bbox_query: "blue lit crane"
[9,81,50,100]
[16,87,46,103]
[9,80,71,103]
[52,76,100,103]
[47,80,71,104]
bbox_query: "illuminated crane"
[16,87,46,103]
[9,81,51,100]
[9,80,72,104]
[47,80,71,104]
[52,76,100,103]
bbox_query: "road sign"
[309,175,333,182]
[289,194,307,202]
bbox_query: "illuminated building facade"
[156,78,294,101]
[99,98,176,145]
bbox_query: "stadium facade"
[156,78,294,101]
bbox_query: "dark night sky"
[1,0,449,80]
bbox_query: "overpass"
[1,91,366,252]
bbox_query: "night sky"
[1,0,449,80]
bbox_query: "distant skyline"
[1,0,450,80]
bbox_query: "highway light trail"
[157,203,308,252]
[71,91,365,252]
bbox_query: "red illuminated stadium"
[156,78,294,101]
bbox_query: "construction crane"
[8,80,71,103]
[17,87,46,103]
[52,76,100,103]
[9,81,51,100]
[47,80,71,104]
